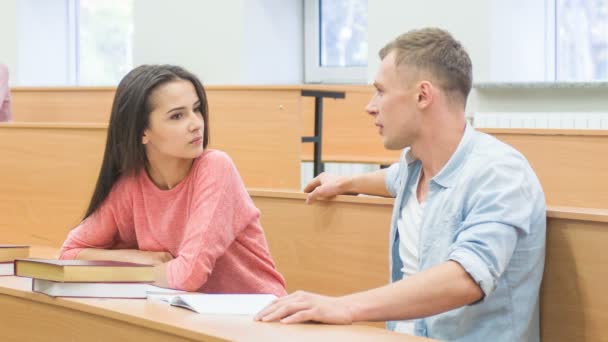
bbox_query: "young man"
[256,28,546,341]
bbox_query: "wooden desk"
[251,191,608,342]
[2,188,607,340]
[542,206,608,342]
[0,249,428,342]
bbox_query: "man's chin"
[383,140,407,151]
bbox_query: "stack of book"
[14,258,154,298]
[0,245,30,275]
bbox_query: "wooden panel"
[11,87,115,123]
[0,121,300,247]
[301,85,401,164]
[12,85,399,164]
[206,90,301,189]
[10,87,302,190]
[484,129,608,208]
[0,124,106,246]
[11,86,608,207]
[542,210,608,342]
[0,294,200,342]
[251,190,392,296]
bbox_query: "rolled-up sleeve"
[447,222,518,296]
[446,157,536,300]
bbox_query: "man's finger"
[254,297,286,320]
[281,309,316,324]
[260,301,310,322]
[306,188,325,204]
[303,177,321,193]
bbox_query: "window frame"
[303,0,368,84]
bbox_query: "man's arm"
[255,260,483,324]
[304,169,392,204]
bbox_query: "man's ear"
[417,81,433,109]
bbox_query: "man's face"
[366,52,422,150]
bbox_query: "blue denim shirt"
[385,124,546,341]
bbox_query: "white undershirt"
[394,170,426,335]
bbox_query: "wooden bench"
[0,121,300,246]
[251,190,608,342]
[0,142,606,341]
[12,86,608,208]
[481,129,608,208]
[251,190,392,295]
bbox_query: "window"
[555,0,608,81]
[489,0,608,82]
[16,0,133,86]
[304,0,368,83]
[77,0,134,85]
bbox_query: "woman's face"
[142,79,205,163]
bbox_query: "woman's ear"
[142,130,149,145]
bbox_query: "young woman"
[60,65,286,296]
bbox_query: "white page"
[171,294,277,315]
[0,262,14,276]
[33,279,148,298]
[146,285,188,302]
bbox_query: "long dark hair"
[83,65,210,219]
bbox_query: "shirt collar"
[432,122,475,188]
[402,123,475,188]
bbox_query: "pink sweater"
[60,150,286,296]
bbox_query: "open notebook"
[147,289,276,315]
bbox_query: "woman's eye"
[194,106,202,113]
[170,113,183,120]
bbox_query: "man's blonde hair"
[379,27,472,106]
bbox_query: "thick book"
[147,293,277,315]
[32,278,150,298]
[0,244,30,263]
[14,258,154,283]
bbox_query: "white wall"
[367,0,608,114]
[242,1,302,84]
[3,0,607,113]
[367,0,493,85]
[133,0,302,84]
[16,0,75,86]
[488,0,550,82]
[0,0,18,86]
